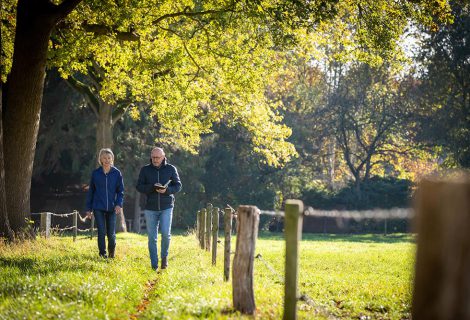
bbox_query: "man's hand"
[86,211,93,219]
[115,206,122,214]
[156,188,167,194]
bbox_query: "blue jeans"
[94,210,116,257]
[145,208,173,269]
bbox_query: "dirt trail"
[129,277,159,319]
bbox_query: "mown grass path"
[0,231,415,319]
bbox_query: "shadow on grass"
[0,252,107,276]
[257,231,415,244]
[0,253,112,299]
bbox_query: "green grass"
[0,231,415,319]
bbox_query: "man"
[136,147,182,270]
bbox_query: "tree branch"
[152,5,237,25]
[66,76,99,118]
[54,0,83,22]
[112,102,133,124]
[82,23,140,41]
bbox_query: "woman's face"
[100,153,113,168]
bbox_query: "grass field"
[0,231,415,319]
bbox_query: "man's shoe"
[109,250,115,259]
[161,257,168,269]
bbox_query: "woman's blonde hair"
[98,148,114,166]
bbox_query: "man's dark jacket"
[136,158,182,211]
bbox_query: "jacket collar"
[100,166,115,174]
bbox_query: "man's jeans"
[145,208,173,269]
[94,210,116,257]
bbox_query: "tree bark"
[327,137,336,190]
[96,101,114,152]
[3,0,82,233]
[0,84,13,240]
[3,1,56,232]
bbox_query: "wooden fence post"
[73,210,78,242]
[412,174,470,319]
[40,212,51,238]
[90,215,95,240]
[232,205,259,315]
[224,207,233,281]
[196,210,200,242]
[212,207,219,265]
[283,200,304,320]
[200,209,206,249]
[205,203,212,251]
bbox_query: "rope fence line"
[31,210,96,241]
[303,207,414,220]
[259,207,414,220]
[195,201,418,318]
[255,253,284,284]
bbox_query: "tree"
[0,0,453,236]
[1,0,82,235]
[330,64,414,197]
[414,0,470,167]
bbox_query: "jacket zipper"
[157,170,160,210]
[105,171,109,211]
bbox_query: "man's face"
[151,150,165,167]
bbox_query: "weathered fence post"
[283,200,304,320]
[73,210,78,242]
[412,174,470,319]
[200,208,206,249]
[205,203,212,251]
[232,205,259,315]
[90,215,95,240]
[224,207,233,281]
[212,207,219,265]
[196,210,200,242]
[40,212,51,238]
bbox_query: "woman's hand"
[115,206,122,214]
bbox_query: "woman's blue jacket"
[86,166,124,212]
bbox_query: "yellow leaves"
[128,104,140,121]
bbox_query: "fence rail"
[31,211,96,241]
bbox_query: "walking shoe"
[109,250,115,259]
[161,257,168,269]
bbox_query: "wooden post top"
[285,199,304,213]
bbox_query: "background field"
[0,231,415,319]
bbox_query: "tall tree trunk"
[3,0,82,233]
[327,137,336,190]
[96,101,114,152]
[95,101,126,232]
[0,84,13,240]
[3,2,56,232]
[354,177,362,201]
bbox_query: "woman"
[85,148,124,258]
